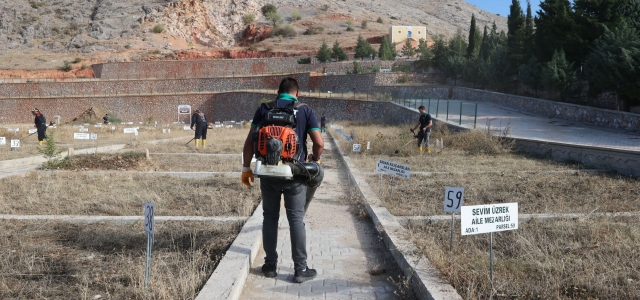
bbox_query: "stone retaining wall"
[0,92,399,125]
[0,74,310,98]
[451,87,640,132]
[93,58,395,79]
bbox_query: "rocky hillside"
[0,0,506,70]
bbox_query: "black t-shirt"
[34,113,46,127]
[419,113,432,132]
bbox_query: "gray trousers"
[417,131,430,147]
[260,177,308,271]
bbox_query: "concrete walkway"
[240,133,408,300]
[402,98,640,152]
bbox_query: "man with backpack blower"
[241,77,324,283]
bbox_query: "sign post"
[10,139,20,159]
[0,137,6,145]
[444,187,464,251]
[143,202,155,291]
[375,159,410,201]
[461,203,518,285]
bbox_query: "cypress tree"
[507,0,525,70]
[467,14,481,58]
[524,0,535,61]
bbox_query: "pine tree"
[543,49,577,101]
[444,55,465,85]
[354,34,376,60]
[448,29,468,58]
[430,34,451,69]
[378,36,394,60]
[585,24,640,109]
[467,14,481,59]
[534,0,580,64]
[401,39,415,57]
[331,40,348,61]
[316,41,331,62]
[519,57,543,97]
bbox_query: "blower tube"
[290,161,324,214]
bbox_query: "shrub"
[72,57,82,63]
[271,25,297,38]
[38,133,68,169]
[80,64,88,70]
[377,17,383,23]
[291,11,301,21]
[361,20,368,29]
[248,44,258,51]
[151,49,161,55]
[60,60,72,72]
[397,75,408,83]
[297,57,312,64]
[346,26,354,32]
[261,4,277,16]
[390,16,399,20]
[152,24,165,33]
[244,14,255,24]
[321,4,330,11]
[303,27,317,35]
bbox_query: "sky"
[465,0,543,17]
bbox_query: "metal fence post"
[436,99,440,118]
[459,101,463,125]
[446,100,449,121]
[474,102,478,129]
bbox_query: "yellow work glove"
[241,167,254,187]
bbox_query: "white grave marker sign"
[375,159,410,179]
[0,137,5,145]
[74,133,90,140]
[461,203,518,235]
[352,144,361,152]
[11,140,20,148]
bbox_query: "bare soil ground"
[408,217,640,299]
[0,172,260,216]
[0,220,240,299]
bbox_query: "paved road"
[401,98,640,152]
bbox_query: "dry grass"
[408,217,640,299]
[0,220,241,299]
[1,124,250,161]
[0,123,196,160]
[125,126,249,154]
[367,172,640,216]
[329,122,640,216]
[0,172,260,216]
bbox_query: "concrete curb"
[0,214,247,224]
[195,201,263,300]
[328,130,462,300]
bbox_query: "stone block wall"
[0,74,310,98]
[451,87,640,132]
[374,73,446,86]
[93,58,395,79]
[0,94,216,125]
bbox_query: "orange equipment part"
[257,125,297,160]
